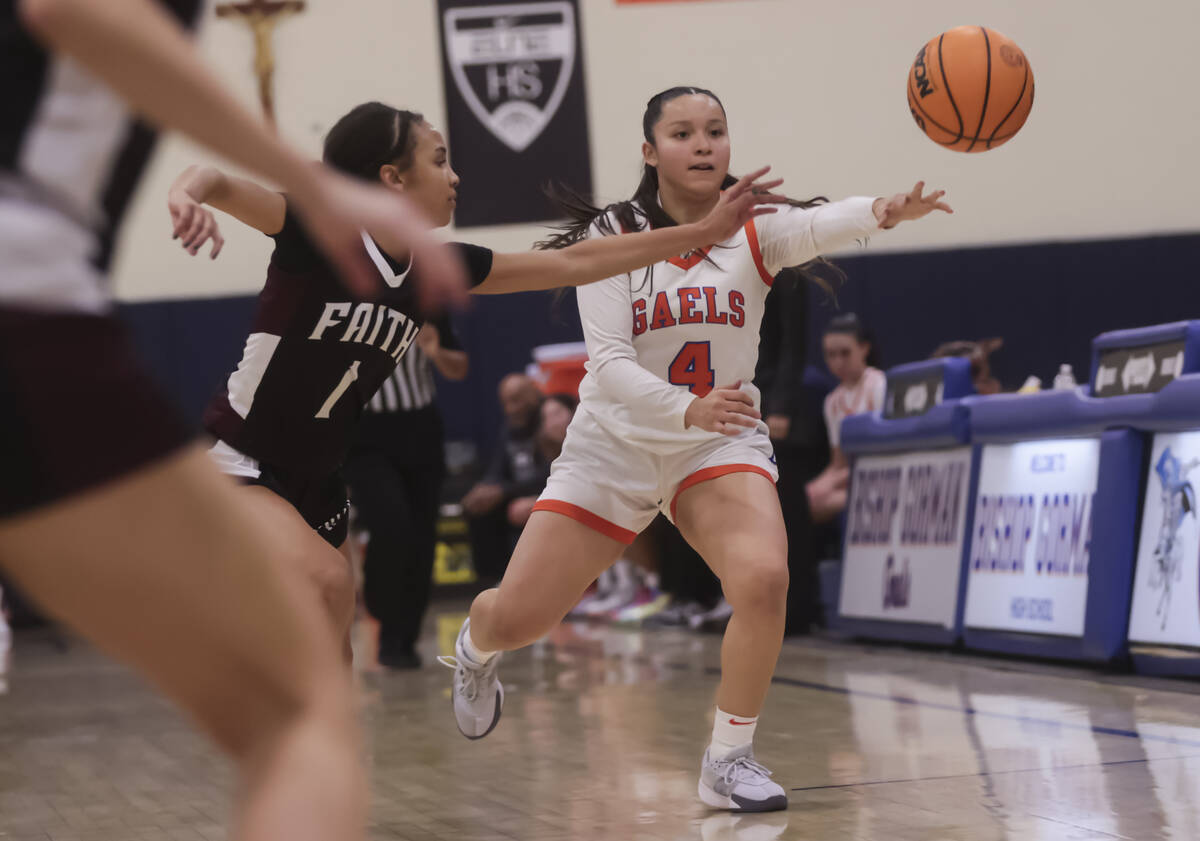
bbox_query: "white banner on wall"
[839,447,973,629]
[1128,432,1200,647]
[963,439,1100,636]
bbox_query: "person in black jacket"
[461,374,547,582]
[755,270,848,633]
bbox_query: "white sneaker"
[580,560,640,618]
[690,598,734,632]
[567,570,613,620]
[698,745,787,812]
[643,599,707,628]
[614,591,671,625]
[437,619,503,740]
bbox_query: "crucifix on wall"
[215,0,305,126]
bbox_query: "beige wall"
[113,0,1200,301]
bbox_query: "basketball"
[907,26,1034,152]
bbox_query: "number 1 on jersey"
[668,341,714,396]
[316,360,360,419]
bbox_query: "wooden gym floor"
[2,607,1199,840]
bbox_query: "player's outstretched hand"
[684,381,761,436]
[874,181,953,229]
[700,166,787,243]
[291,170,470,307]
[168,188,224,259]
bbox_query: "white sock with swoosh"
[710,706,758,759]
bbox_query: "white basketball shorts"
[532,406,778,544]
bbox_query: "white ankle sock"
[462,626,497,665]
[709,706,758,758]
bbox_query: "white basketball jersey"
[576,197,881,454]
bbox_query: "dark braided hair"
[538,87,844,299]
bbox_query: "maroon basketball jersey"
[204,201,492,475]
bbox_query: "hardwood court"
[2,610,1199,840]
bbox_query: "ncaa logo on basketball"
[443,2,577,153]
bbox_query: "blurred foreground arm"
[19,0,467,301]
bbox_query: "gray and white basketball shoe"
[698,745,788,812]
[438,618,504,740]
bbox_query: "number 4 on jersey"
[669,342,714,396]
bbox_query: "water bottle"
[1053,364,1077,391]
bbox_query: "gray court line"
[1024,812,1136,841]
[764,672,1200,750]
[788,754,1195,792]
[544,641,1200,750]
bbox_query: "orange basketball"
[907,26,1034,152]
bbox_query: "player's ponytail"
[323,102,424,183]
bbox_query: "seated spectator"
[507,393,578,529]
[931,337,1005,395]
[822,313,886,469]
[757,274,851,524]
[536,392,578,463]
[755,272,849,634]
[462,374,546,582]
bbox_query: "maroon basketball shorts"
[0,307,193,518]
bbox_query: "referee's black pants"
[343,418,445,655]
[773,440,821,635]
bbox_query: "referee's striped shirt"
[366,316,459,413]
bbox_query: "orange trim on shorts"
[670,464,777,521]
[744,219,773,287]
[532,500,638,545]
